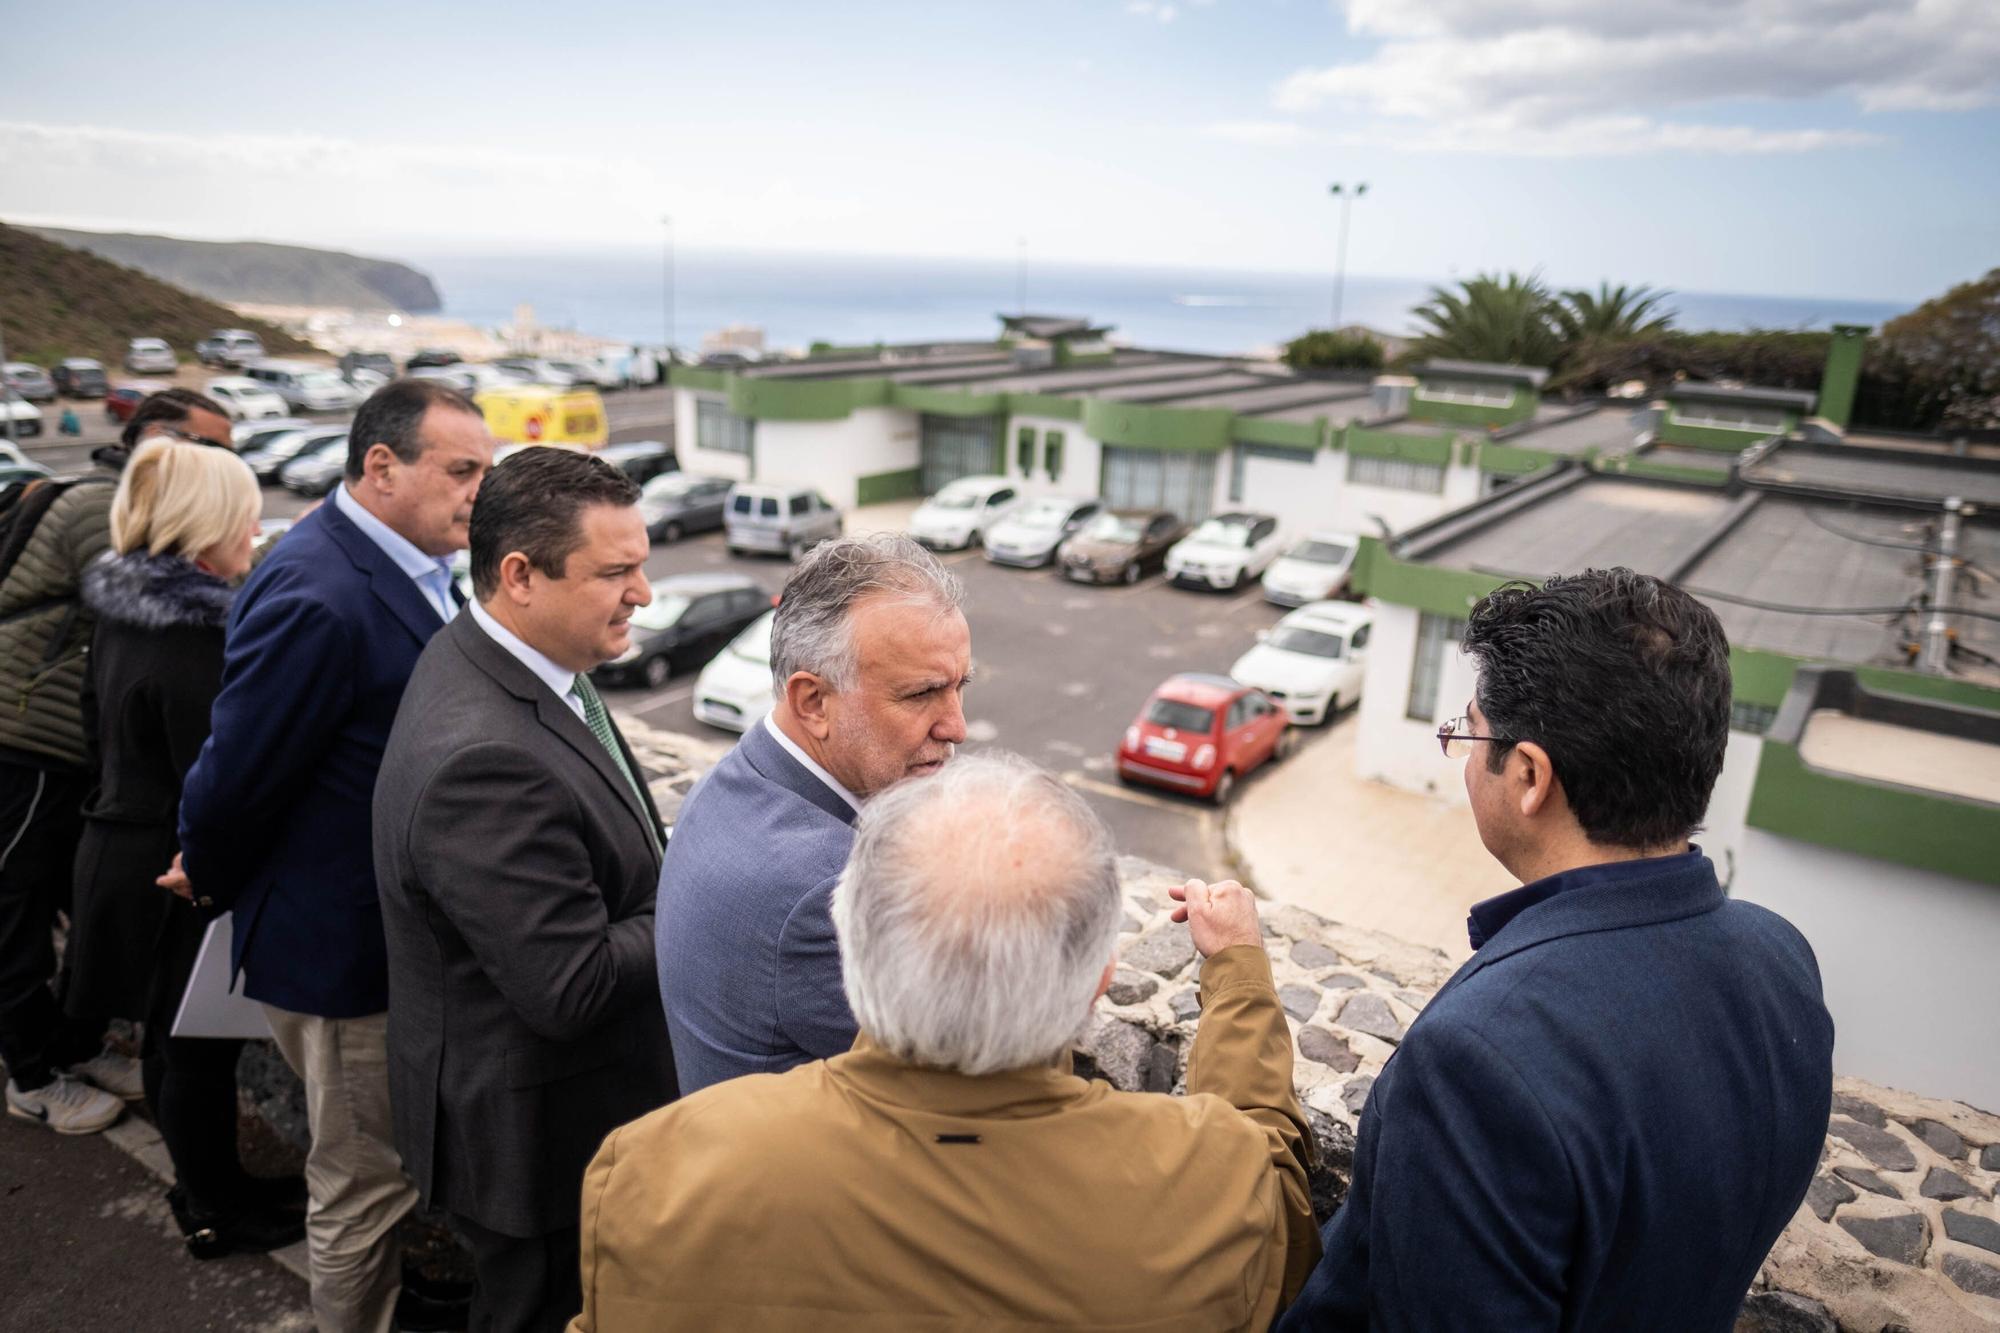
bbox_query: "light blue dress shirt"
[332,483,457,623]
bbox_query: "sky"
[2,0,1995,304]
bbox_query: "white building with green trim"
[667,317,1656,542]
[1344,375,2000,1107]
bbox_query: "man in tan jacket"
[571,752,1320,1332]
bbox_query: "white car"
[1229,601,1373,726]
[1165,511,1283,591]
[1,396,43,440]
[908,475,1021,551]
[1261,531,1360,607]
[410,363,524,395]
[206,377,291,421]
[692,609,776,733]
[982,494,1102,567]
[124,338,177,375]
[233,416,316,450]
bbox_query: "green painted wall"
[1408,383,1537,428]
[1351,537,1510,617]
[1594,454,1734,487]
[1656,408,1802,450]
[1746,740,2000,886]
[728,374,891,421]
[894,384,1006,417]
[1006,393,1085,421]
[1817,324,1867,428]
[1231,416,1323,450]
[1476,442,1561,476]
[856,467,922,504]
[669,366,730,393]
[1082,398,1233,454]
[1343,423,1455,467]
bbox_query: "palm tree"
[1555,282,1677,346]
[1409,272,1563,367]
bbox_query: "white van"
[723,483,842,559]
[243,359,363,413]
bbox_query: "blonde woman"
[66,440,304,1258]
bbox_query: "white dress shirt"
[468,599,587,722]
[762,713,862,814]
[333,483,456,622]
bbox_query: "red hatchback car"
[104,386,148,423]
[1117,672,1292,804]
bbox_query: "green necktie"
[568,674,661,857]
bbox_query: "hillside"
[0,221,318,367]
[28,225,443,313]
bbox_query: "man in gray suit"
[374,448,675,1333]
[658,533,970,1093]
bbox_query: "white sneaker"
[67,1048,144,1101]
[6,1074,124,1135]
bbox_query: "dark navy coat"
[1279,853,1834,1332]
[179,499,453,1018]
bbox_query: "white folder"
[170,913,272,1040]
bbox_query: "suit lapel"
[319,500,446,649]
[740,720,858,827]
[450,616,662,870]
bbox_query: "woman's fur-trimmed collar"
[82,550,235,631]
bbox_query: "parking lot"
[20,382,1305,879]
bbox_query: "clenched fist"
[1168,877,1265,958]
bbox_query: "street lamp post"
[660,214,676,372]
[1329,182,1368,332]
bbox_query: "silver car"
[723,483,842,559]
[124,338,178,375]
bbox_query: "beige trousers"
[263,1006,419,1333]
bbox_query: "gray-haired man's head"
[832,752,1122,1076]
[769,533,972,798]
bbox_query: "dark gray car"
[641,472,732,543]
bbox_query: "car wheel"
[642,655,671,689]
[663,521,683,544]
[1211,770,1236,805]
[1123,562,1140,585]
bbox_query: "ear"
[1092,957,1117,1005]
[495,551,536,607]
[1510,740,1562,820]
[784,671,836,742]
[360,442,400,489]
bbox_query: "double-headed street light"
[1329,182,1369,331]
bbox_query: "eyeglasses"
[154,425,232,451]
[1436,714,1518,759]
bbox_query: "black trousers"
[451,1213,581,1333]
[0,760,100,1090]
[141,930,251,1214]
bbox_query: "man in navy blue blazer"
[1278,569,1833,1333]
[657,533,971,1094]
[177,380,492,1333]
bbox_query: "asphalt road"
[17,383,1294,880]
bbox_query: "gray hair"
[769,532,965,693]
[831,752,1123,1076]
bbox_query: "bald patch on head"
[901,784,1092,931]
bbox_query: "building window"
[1017,427,1036,477]
[1415,379,1512,408]
[1045,430,1064,481]
[696,396,754,456]
[1730,700,1779,734]
[1349,453,1445,493]
[1670,403,1787,434]
[1406,612,1467,723]
[1229,446,1245,503]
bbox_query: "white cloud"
[1125,0,1179,22]
[1270,0,1998,155]
[1201,120,1316,145]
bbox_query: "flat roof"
[1190,380,1371,415]
[743,348,1012,381]
[886,350,1165,387]
[955,357,1238,395]
[1415,359,1550,389]
[1395,472,2000,679]
[1640,444,1738,473]
[1496,404,1647,458]
[1800,712,2000,805]
[1667,382,1817,413]
[1091,371,1273,403]
[1743,441,2000,508]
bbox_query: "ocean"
[403,247,1913,358]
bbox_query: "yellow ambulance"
[474,386,609,447]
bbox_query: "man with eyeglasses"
[0,387,234,1137]
[1279,568,1833,1333]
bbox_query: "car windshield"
[629,593,692,631]
[1269,626,1345,658]
[1084,514,1145,543]
[1012,499,1073,529]
[1144,698,1216,733]
[643,474,703,500]
[1190,518,1255,548]
[729,612,774,664]
[298,373,345,391]
[927,489,980,510]
[1287,539,1352,565]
